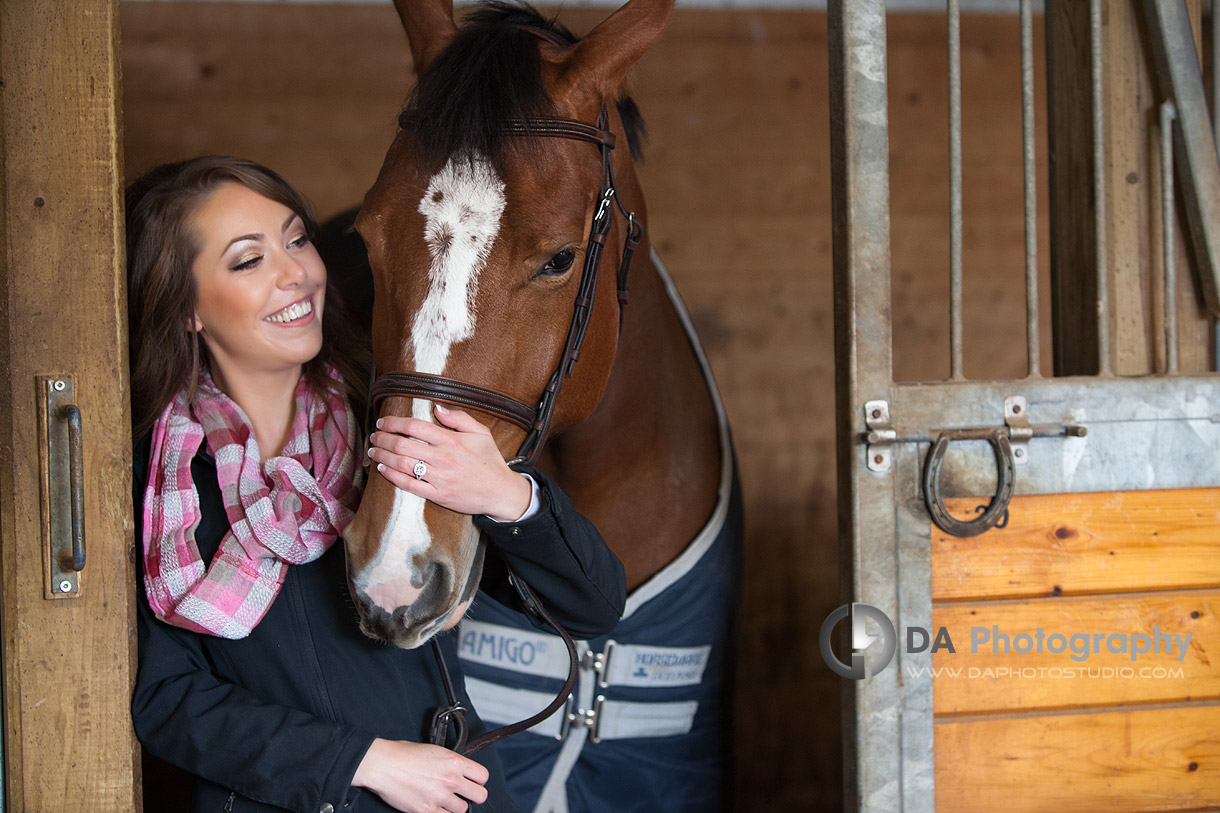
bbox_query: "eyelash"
[229,234,310,272]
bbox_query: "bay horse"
[340,0,742,808]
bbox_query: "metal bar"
[830,0,925,808]
[1162,100,1179,374]
[866,422,1086,445]
[949,0,965,380]
[1141,1,1220,319]
[1021,0,1040,377]
[1091,0,1110,374]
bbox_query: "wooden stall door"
[832,1,1220,811]
[0,0,140,809]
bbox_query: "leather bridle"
[369,105,642,757]
[370,105,642,467]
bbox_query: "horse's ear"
[553,0,674,107]
[393,0,459,74]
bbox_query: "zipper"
[287,569,338,720]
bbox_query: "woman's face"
[189,182,326,386]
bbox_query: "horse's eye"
[539,249,577,277]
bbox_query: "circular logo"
[819,602,897,680]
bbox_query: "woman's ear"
[191,314,203,333]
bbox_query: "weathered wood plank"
[933,489,1220,600]
[931,591,1218,715]
[0,0,138,809]
[1046,0,1100,375]
[935,704,1220,812]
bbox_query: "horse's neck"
[542,252,722,592]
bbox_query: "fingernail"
[376,418,384,429]
[376,463,386,473]
[435,404,450,414]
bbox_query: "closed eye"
[231,254,262,272]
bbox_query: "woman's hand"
[368,405,531,522]
[351,738,489,813]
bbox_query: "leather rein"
[370,107,642,757]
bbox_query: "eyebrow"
[222,213,302,253]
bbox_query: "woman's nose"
[276,255,308,287]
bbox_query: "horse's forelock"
[402,2,561,167]
[400,1,647,167]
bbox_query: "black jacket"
[131,440,625,813]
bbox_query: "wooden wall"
[120,4,1090,810]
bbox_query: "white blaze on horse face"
[366,157,506,613]
[412,156,507,376]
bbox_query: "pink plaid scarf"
[142,368,362,639]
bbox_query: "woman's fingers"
[432,404,489,434]
[351,739,489,812]
[369,405,528,519]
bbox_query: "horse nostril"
[359,600,410,641]
[414,561,450,611]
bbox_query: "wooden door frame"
[0,0,139,809]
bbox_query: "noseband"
[369,106,643,465]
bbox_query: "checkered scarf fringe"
[142,368,362,639]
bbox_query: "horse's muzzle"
[350,543,485,649]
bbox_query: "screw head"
[58,579,72,593]
[1015,448,1025,458]
[53,380,66,392]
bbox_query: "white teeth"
[265,299,313,323]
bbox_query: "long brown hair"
[126,156,368,441]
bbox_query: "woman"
[127,156,626,813]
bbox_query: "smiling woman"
[189,184,329,454]
[124,155,626,812]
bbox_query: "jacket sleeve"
[473,465,625,639]
[131,439,373,813]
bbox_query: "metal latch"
[861,396,1087,537]
[863,396,1084,473]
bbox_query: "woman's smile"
[263,295,316,325]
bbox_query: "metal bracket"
[566,695,606,743]
[864,400,895,473]
[1005,395,1032,465]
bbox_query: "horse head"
[344,0,673,648]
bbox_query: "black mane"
[401,1,646,166]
